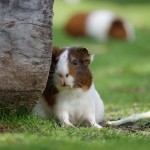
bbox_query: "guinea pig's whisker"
[75,80,84,88]
[77,112,86,127]
[73,73,86,79]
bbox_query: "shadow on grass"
[0,104,30,119]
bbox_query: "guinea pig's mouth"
[61,83,70,87]
[58,83,74,89]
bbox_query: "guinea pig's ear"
[80,47,93,65]
[52,46,60,59]
[52,46,65,62]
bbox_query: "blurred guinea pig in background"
[65,10,135,41]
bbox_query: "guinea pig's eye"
[72,59,77,65]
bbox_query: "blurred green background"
[0,0,150,150]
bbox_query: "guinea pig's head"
[52,46,93,91]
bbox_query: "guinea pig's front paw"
[92,123,103,129]
[66,124,76,128]
[61,122,75,128]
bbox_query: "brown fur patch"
[65,13,89,37]
[42,47,65,108]
[52,47,65,61]
[108,18,127,40]
[68,47,92,91]
[42,87,58,108]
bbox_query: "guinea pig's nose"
[58,73,69,86]
[58,73,69,78]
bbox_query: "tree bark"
[0,0,53,112]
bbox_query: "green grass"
[0,0,150,149]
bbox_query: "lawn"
[0,0,150,149]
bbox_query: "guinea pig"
[65,10,135,41]
[32,46,104,128]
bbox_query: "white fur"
[32,96,53,119]
[85,10,135,41]
[54,49,74,89]
[86,10,115,41]
[56,49,69,77]
[54,84,104,127]
[33,83,104,128]
[123,20,135,41]
[107,111,150,126]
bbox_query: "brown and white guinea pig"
[33,46,104,128]
[65,10,135,41]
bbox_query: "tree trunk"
[0,0,53,112]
